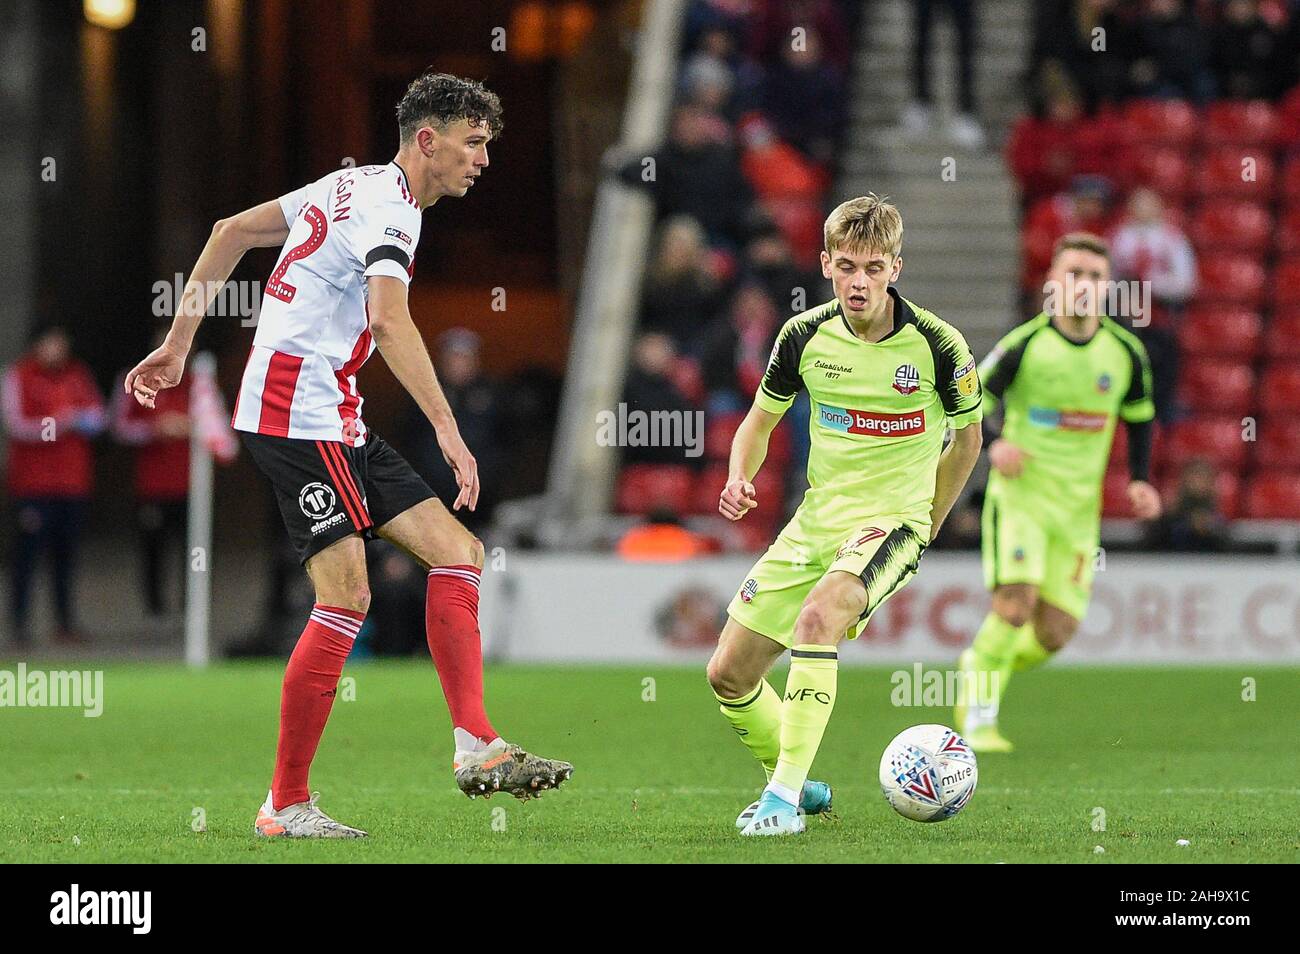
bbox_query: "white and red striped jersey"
[232,161,422,446]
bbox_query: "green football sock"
[966,612,1023,725]
[770,645,838,800]
[715,679,782,779]
[1012,624,1053,672]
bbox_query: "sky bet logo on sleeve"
[954,357,979,397]
[383,226,413,247]
[818,404,925,437]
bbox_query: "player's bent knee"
[706,654,754,700]
[793,602,840,646]
[1035,619,1076,652]
[991,592,1034,628]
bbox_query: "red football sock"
[426,565,497,745]
[271,604,362,811]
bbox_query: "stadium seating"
[1195,255,1267,307]
[1122,99,1199,148]
[615,464,696,515]
[1259,363,1300,412]
[1274,208,1300,254]
[1254,419,1300,469]
[1271,258,1300,308]
[1176,359,1256,414]
[1244,471,1300,519]
[1165,417,1250,470]
[1203,100,1281,149]
[1190,201,1271,256]
[1196,148,1276,200]
[1180,306,1262,359]
[1124,145,1193,200]
[1264,309,1300,358]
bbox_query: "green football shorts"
[727,515,928,648]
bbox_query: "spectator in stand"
[698,282,781,414]
[1127,0,1214,102]
[1109,189,1193,424]
[1,325,106,645]
[1109,188,1197,314]
[742,225,822,317]
[746,0,852,76]
[1148,458,1227,551]
[110,329,193,619]
[1210,0,1286,100]
[618,104,754,248]
[639,215,727,348]
[621,332,701,467]
[898,0,985,149]
[1030,0,1131,109]
[1006,83,1087,207]
[751,26,845,165]
[399,328,502,531]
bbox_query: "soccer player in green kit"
[955,233,1162,752]
[705,195,985,836]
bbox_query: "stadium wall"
[480,554,1300,665]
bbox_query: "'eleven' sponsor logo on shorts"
[1028,406,1110,431]
[818,404,925,437]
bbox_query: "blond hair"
[824,194,903,257]
[1052,231,1110,262]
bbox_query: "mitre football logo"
[893,364,920,395]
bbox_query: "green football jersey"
[756,287,983,537]
[980,312,1155,526]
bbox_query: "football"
[879,724,978,822]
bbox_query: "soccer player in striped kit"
[125,73,571,838]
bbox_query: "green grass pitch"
[1,662,1296,863]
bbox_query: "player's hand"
[124,342,187,409]
[1128,480,1162,520]
[989,438,1029,478]
[438,426,480,511]
[719,477,757,521]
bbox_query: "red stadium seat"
[703,411,746,461]
[1275,208,1300,254]
[1177,359,1256,413]
[1124,146,1193,201]
[1280,157,1300,203]
[1259,362,1300,413]
[1165,417,1251,469]
[1204,100,1281,148]
[1254,419,1300,469]
[1194,255,1266,307]
[1196,148,1276,200]
[1272,258,1300,308]
[1122,99,1200,147]
[1102,470,1134,517]
[1107,419,1166,475]
[1158,470,1242,519]
[1189,201,1272,255]
[1179,306,1262,359]
[1264,309,1300,358]
[1244,471,1300,518]
[615,464,696,515]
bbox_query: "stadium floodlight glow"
[84,0,135,30]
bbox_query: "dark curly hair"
[396,72,503,143]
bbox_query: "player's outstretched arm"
[367,275,479,511]
[125,199,291,407]
[719,401,783,521]
[928,421,983,541]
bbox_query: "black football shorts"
[241,430,436,564]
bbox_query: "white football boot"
[254,791,368,838]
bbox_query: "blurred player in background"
[956,233,1162,752]
[124,72,571,839]
[706,195,984,836]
